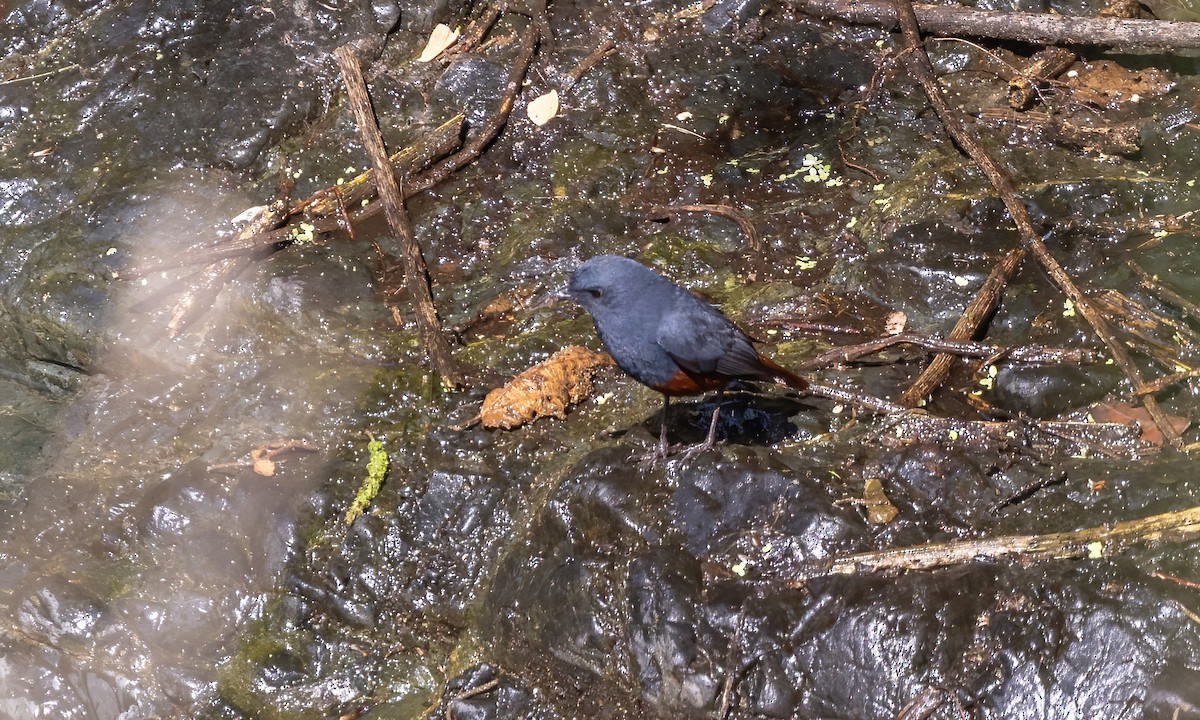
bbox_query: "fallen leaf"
[863,477,898,525]
[527,89,559,126]
[418,23,459,63]
[480,346,613,429]
[1089,401,1189,447]
[1066,60,1174,108]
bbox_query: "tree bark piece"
[786,0,1200,47]
[335,45,464,387]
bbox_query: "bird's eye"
[587,288,603,298]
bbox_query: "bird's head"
[567,255,654,316]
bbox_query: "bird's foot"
[678,437,721,462]
[637,440,677,468]
[636,439,721,467]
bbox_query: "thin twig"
[649,204,762,251]
[289,114,465,218]
[804,381,1145,456]
[560,38,616,93]
[897,687,950,720]
[1135,367,1200,396]
[164,155,294,334]
[442,5,504,61]
[1150,571,1200,592]
[407,22,541,196]
[1127,258,1200,323]
[899,248,1026,405]
[989,469,1068,512]
[0,63,80,84]
[799,332,1102,370]
[445,677,501,720]
[129,117,464,278]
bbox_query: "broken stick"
[777,504,1200,582]
[335,44,464,387]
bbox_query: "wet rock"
[395,0,453,33]
[701,0,763,33]
[1,0,1199,717]
[860,443,1000,533]
[478,449,667,708]
[627,552,718,716]
[16,575,111,648]
[440,664,539,720]
[992,364,1117,419]
[433,57,509,129]
[672,449,862,563]
[1146,666,1200,720]
[257,649,308,689]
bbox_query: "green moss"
[345,433,389,525]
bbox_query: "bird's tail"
[757,355,808,391]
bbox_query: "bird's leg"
[639,394,674,467]
[683,385,726,459]
[658,394,671,460]
[703,385,725,448]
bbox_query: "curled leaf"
[418,23,459,63]
[480,346,614,429]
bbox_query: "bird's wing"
[656,302,766,380]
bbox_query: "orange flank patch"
[654,370,724,396]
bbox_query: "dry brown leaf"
[1089,401,1189,447]
[863,477,898,525]
[1066,60,1174,108]
[527,89,559,126]
[480,346,614,429]
[418,23,459,63]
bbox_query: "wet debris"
[1066,59,1175,108]
[861,477,899,525]
[526,88,560,125]
[208,440,318,476]
[472,345,614,430]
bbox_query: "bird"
[568,255,807,461]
